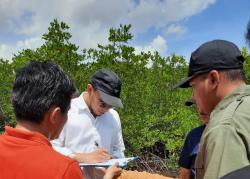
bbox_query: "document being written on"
[79,157,138,168]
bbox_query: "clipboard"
[79,156,138,168]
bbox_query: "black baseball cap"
[90,69,123,108]
[175,40,245,88]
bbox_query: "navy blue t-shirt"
[178,125,206,179]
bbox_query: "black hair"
[12,60,76,123]
[90,82,98,91]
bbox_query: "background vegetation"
[1,20,250,176]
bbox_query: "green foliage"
[242,47,250,83]
[0,59,15,131]
[12,20,82,79]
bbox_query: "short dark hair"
[221,69,247,82]
[196,69,246,83]
[246,20,250,46]
[12,61,76,123]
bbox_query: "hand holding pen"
[71,142,111,163]
[87,141,111,163]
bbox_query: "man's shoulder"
[15,143,78,168]
[100,109,121,127]
[45,147,78,165]
[109,108,119,116]
[233,85,250,107]
[35,147,81,177]
[210,93,250,127]
[102,108,119,119]
[70,94,84,108]
[244,85,250,93]
[236,95,250,110]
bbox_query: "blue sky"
[167,0,250,59]
[0,0,250,61]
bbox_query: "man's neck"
[83,92,89,107]
[219,81,245,100]
[16,120,49,138]
[83,92,97,118]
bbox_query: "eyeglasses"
[93,90,113,109]
[98,99,112,109]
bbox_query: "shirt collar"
[75,92,89,111]
[75,92,96,118]
[213,84,247,113]
[4,126,51,146]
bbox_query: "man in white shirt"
[52,69,125,178]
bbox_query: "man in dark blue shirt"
[178,99,209,179]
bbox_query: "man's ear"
[207,70,220,90]
[48,107,61,125]
[87,84,94,93]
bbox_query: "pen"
[95,141,99,148]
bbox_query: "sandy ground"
[116,170,175,179]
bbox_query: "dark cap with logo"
[90,69,123,108]
[175,40,245,88]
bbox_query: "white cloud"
[134,35,167,55]
[0,37,43,60]
[0,0,31,33]
[0,0,216,60]
[166,24,187,35]
[151,35,167,53]
[126,0,216,32]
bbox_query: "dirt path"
[116,170,175,179]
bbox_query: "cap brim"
[173,75,195,89]
[98,90,123,108]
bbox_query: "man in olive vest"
[175,40,250,179]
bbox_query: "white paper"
[79,157,137,168]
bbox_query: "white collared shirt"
[51,92,125,158]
